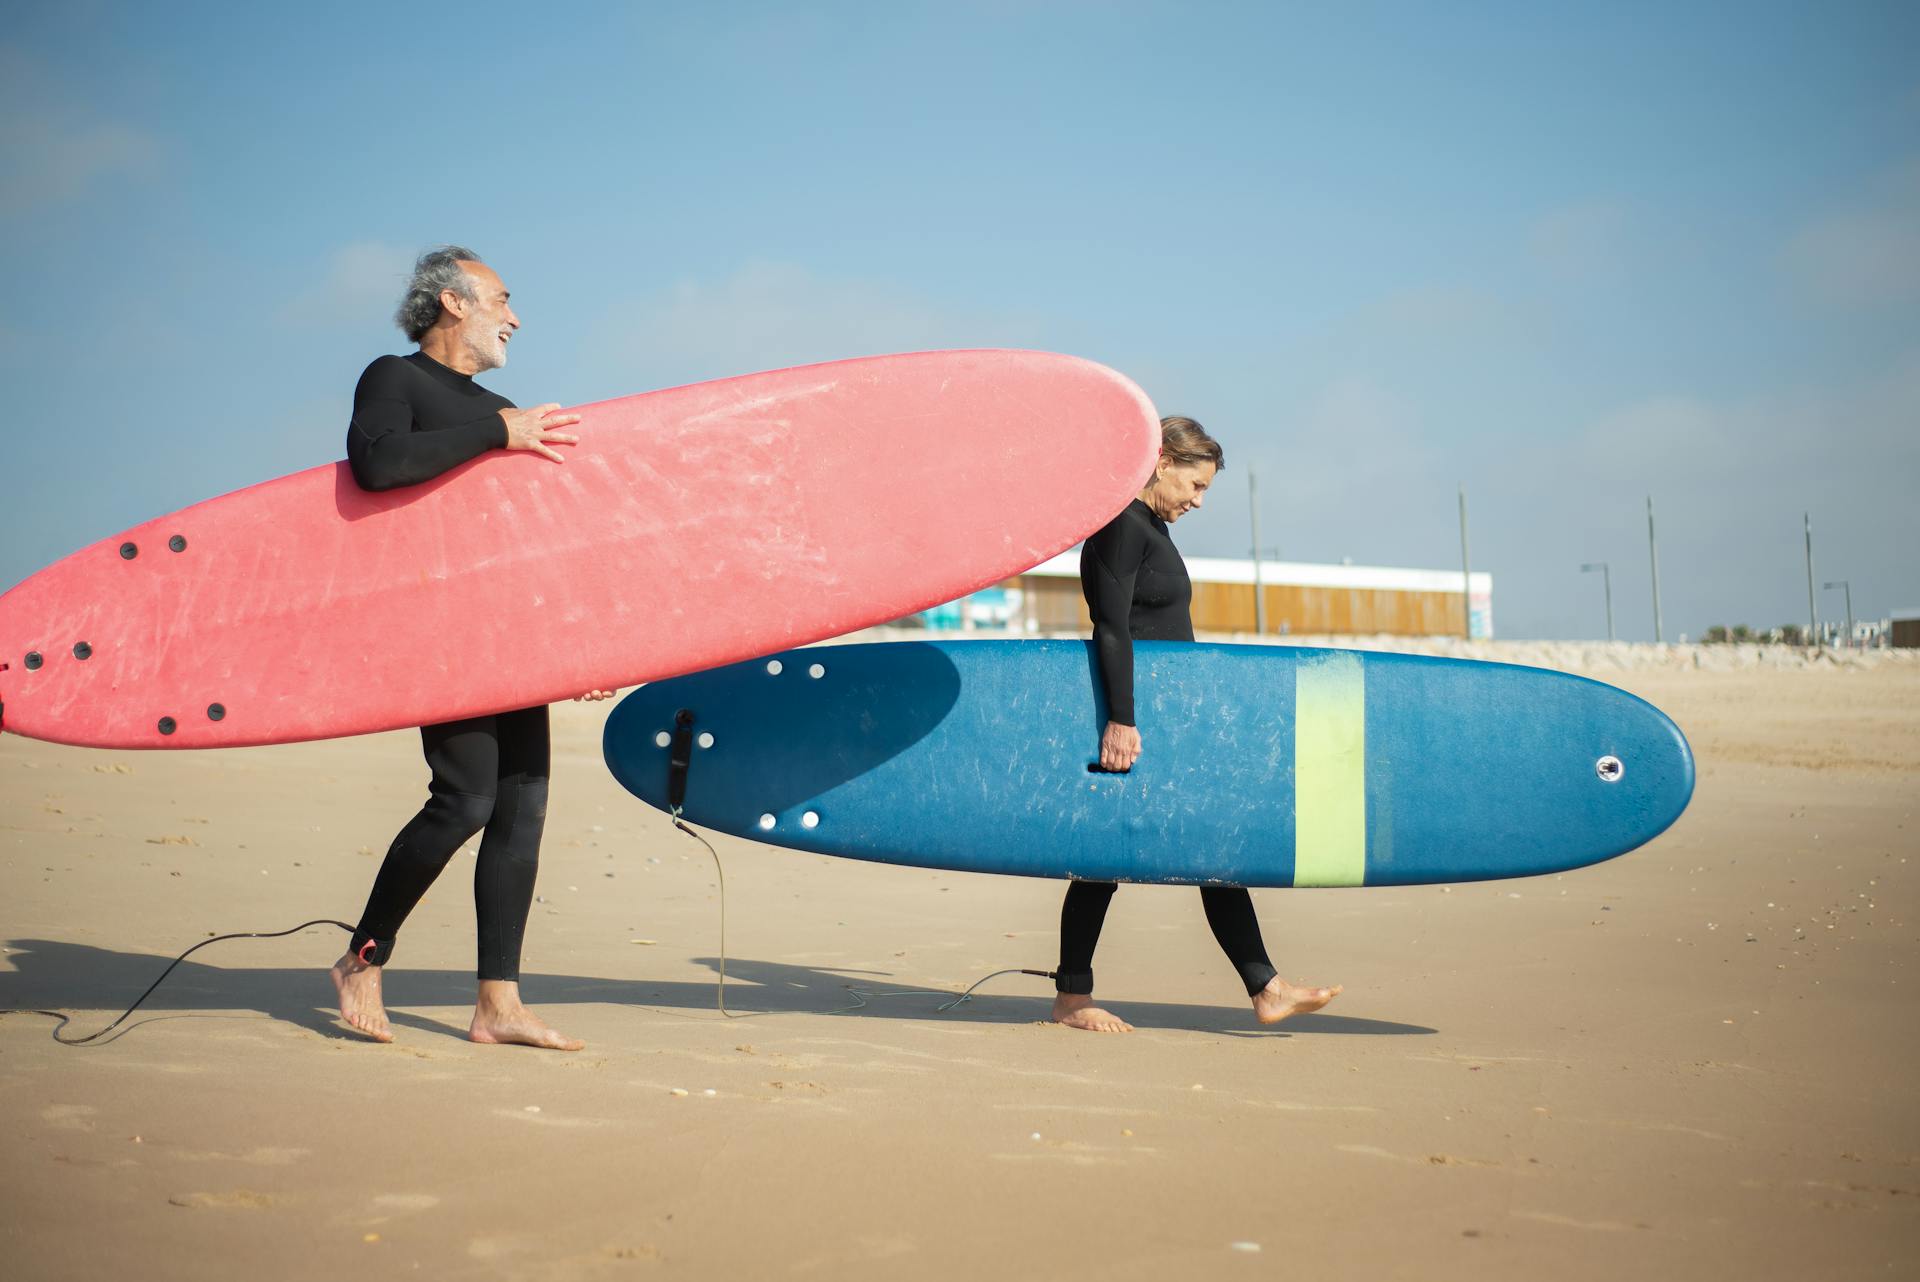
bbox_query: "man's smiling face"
[451,260,519,372]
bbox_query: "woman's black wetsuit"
[343,352,548,982]
[1056,499,1279,998]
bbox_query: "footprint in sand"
[176,1147,310,1166]
[494,1107,602,1128]
[41,1104,97,1131]
[168,1189,276,1209]
[1337,1144,1501,1169]
[467,1237,524,1261]
[371,1193,439,1212]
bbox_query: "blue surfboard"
[603,641,1694,888]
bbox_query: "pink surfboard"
[0,350,1159,749]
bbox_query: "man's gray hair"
[396,245,484,342]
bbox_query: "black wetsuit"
[346,352,510,490]
[1056,499,1279,997]
[344,353,548,982]
[1081,500,1196,722]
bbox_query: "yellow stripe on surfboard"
[1294,653,1367,887]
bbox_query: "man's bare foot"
[1252,976,1342,1025]
[329,952,393,1043]
[1050,993,1134,1033]
[468,980,584,1051]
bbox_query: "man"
[328,245,608,1050]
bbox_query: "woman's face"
[1146,458,1216,523]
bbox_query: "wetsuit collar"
[410,349,477,384]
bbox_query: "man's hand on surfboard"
[1100,721,1141,772]
[574,689,617,702]
[500,403,581,463]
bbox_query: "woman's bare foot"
[1050,993,1134,1033]
[468,980,584,1051]
[1252,976,1342,1025]
[329,952,393,1043]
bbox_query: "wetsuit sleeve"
[1082,513,1147,725]
[345,358,510,491]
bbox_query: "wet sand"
[3,646,1916,1280]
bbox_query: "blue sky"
[3,1,1915,638]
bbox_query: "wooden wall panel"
[1003,576,1468,637]
[1021,577,1092,631]
[1192,582,1258,632]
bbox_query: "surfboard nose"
[1345,655,1698,886]
[1493,672,1697,879]
[1606,689,1696,844]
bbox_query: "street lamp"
[1248,467,1271,634]
[1248,543,1281,635]
[1459,485,1473,640]
[1823,580,1854,649]
[1580,562,1614,642]
[1804,513,1819,647]
[1647,496,1664,643]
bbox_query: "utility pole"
[1823,579,1852,649]
[1458,484,1473,640]
[1581,562,1614,642]
[1249,466,1266,635]
[1646,496,1664,644]
[1804,512,1819,647]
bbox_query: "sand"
[3,643,1916,1280]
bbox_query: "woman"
[1053,416,1342,1033]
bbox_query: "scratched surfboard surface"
[604,640,1694,887]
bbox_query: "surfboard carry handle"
[667,708,696,813]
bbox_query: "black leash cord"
[670,812,748,1018]
[833,967,1059,1015]
[0,918,354,1045]
[667,809,1057,1018]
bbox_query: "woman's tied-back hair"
[395,246,484,342]
[1158,415,1225,471]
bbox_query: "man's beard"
[461,318,507,372]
